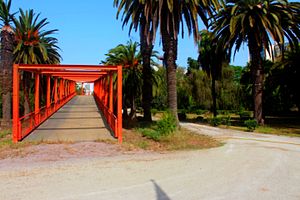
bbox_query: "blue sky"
[12,0,249,67]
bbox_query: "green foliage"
[13,9,61,64]
[139,128,161,141]
[152,67,168,110]
[239,111,252,120]
[209,117,222,127]
[221,115,231,126]
[151,108,158,116]
[157,112,177,136]
[208,115,231,127]
[244,120,258,132]
[140,112,176,141]
[195,109,207,115]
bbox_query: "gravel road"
[0,123,299,200]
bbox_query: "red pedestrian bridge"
[12,64,123,143]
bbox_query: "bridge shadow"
[151,179,171,200]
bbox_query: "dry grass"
[122,128,222,151]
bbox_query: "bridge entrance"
[12,64,123,143]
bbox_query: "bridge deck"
[24,96,115,142]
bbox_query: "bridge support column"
[13,64,20,142]
[109,73,113,113]
[54,78,58,103]
[46,76,51,116]
[117,65,122,143]
[34,73,40,125]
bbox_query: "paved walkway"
[24,96,115,142]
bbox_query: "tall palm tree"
[102,40,142,122]
[0,0,15,127]
[13,9,61,114]
[212,0,300,124]
[198,29,229,117]
[116,0,216,123]
[114,0,155,122]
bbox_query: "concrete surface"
[24,96,115,142]
[1,123,299,200]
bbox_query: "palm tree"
[118,0,216,123]
[13,9,61,114]
[13,9,61,64]
[198,29,229,117]
[102,40,142,122]
[0,0,15,127]
[212,0,300,125]
[114,0,156,122]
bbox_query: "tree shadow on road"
[151,179,171,200]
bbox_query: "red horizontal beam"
[17,64,119,71]
[41,71,108,75]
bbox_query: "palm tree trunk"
[140,17,153,122]
[1,27,14,128]
[249,39,264,125]
[162,28,179,123]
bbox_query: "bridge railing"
[17,93,76,140]
[93,65,122,142]
[94,94,118,137]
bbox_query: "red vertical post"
[106,77,109,107]
[46,76,51,114]
[54,78,58,104]
[109,73,113,113]
[117,65,122,143]
[34,73,40,124]
[12,64,20,142]
[60,79,63,100]
[60,79,63,101]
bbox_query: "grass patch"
[122,127,222,151]
[185,112,300,137]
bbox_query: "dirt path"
[0,124,300,200]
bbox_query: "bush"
[221,115,231,126]
[209,117,222,127]
[140,112,177,141]
[244,119,258,132]
[157,112,177,136]
[239,111,252,120]
[195,109,207,115]
[151,109,158,116]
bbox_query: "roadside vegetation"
[0,0,300,149]
[122,113,222,151]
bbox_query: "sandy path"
[0,124,300,200]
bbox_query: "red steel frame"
[12,64,123,143]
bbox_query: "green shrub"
[151,109,158,116]
[139,112,177,141]
[221,115,231,126]
[157,112,177,136]
[209,117,222,127]
[244,119,258,132]
[239,111,252,119]
[195,109,207,115]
